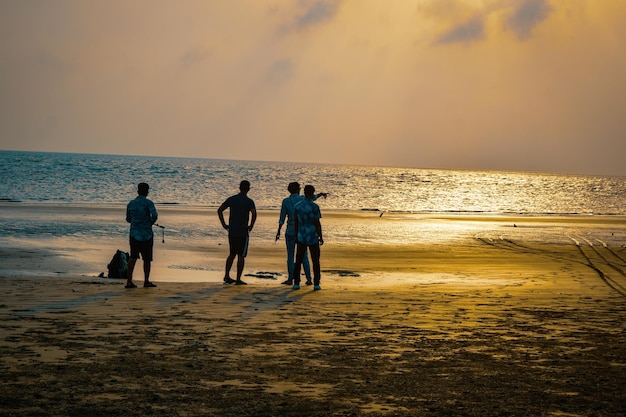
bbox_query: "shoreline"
[4,199,626,215]
[2,202,626,284]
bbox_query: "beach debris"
[245,271,282,280]
[168,265,213,271]
[322,269,360,277]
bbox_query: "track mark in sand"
[568,237,626,297]
[476,235,626,297]
[595,239,626,266]
[475,235,584,265]
[588,240,626,276]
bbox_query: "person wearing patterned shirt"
[275,182,327,286]
[292,184,324,291]
[125,182,158,289]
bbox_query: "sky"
[1,0,625,176]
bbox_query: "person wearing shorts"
[218,180,256,285]
[130,237,153,263]
[125,182,158,288]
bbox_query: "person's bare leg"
[143,260,153,286]
[126,258,137,288]
[224,253,236,282]
[236,254,245,282]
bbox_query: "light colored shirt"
[126,195,158,241]
[279,193,321,236]
[278,194,304,237]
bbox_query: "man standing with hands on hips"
[218,180,257,285]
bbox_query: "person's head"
[303,184,315,198]
[137,182,149,197]
[239,180,251,193]
[287,182,300,194]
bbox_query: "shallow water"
[2,204,625,282]
[2,151,625,282]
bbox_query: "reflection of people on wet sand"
[125,182,158,289]
[293,185,324,291]
[275,182,327,286]
[218,180,257,285]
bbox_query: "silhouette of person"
[125,182,158,288]
[276,182,326,286]
[218,180,257,285]
[292,185,324,290]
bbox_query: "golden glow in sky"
[1,0,625,175]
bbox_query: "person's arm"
[217,204,228,230]
[149,202,158,225]
[314,219,323,245]
[249,208,257,232]
[294,216,299,243]
[313,193,328,201]
[276,200,287,239]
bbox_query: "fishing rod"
[154,223,165,243]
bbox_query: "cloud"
[179,47,212,70]
[431,0,553,45]
[504,0,553,40]
[294,0,341,30]
[264,59,295,85]
[1,1,625,176]
[434,14,485,45]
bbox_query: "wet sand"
[1,207,625,416]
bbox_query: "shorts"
[130,237,154,261]
[229,235,249,257]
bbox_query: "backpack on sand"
[107,250,130,278]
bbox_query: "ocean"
[2,150,625,215]
[2,150,625,278]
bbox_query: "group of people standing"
[124,180,325,291]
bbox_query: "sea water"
[1,151,625,278]
[1,150,625,246]
[2,150,625,214]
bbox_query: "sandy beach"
[1,205,626,416]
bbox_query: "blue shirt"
[222,193,256,237]
[126,195,158,241]
[294,198,321,245]
[279,194,321,237]
[279,194,304,237]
